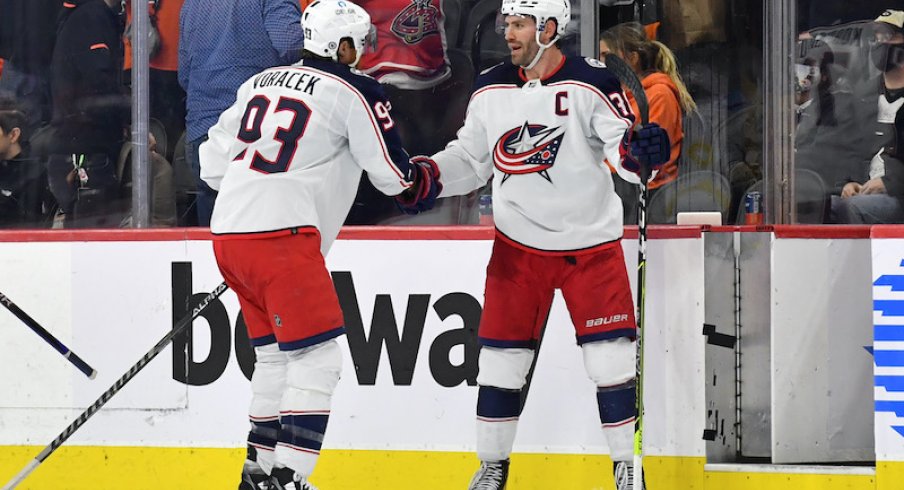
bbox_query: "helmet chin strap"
[522,23,557,71]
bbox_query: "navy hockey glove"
[621,123,671,178]
[396,156,443,214]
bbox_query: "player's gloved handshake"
[395,156,443,214]
[621,122,671,179]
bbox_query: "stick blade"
[604,54,649,124]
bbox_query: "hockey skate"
[239,460,272,490]
[467,459,509,490]
[613,461,645,490]
[269,467,319,490]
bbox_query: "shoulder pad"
[551,57,622,94]
[479,62,506,76]
[349,67,375,80]
[584,57,607,69]
[304,59,382,96]
[473,62,521,92]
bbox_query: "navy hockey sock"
[248,418,280,456]
[597,379,636,427]
[477,385,523,420]
[278,413,330,454]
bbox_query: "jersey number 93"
[237,95,312,174]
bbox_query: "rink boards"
[0,225,900,489]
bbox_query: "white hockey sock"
[248,344,287,475]
[604,420,635,462]
[274,441,319,478]
[477,418,520,462]
[475,385,523,462]
[275,340,341,477]
[474,348,534,462]
[581,339,637,463]
[255,446,277,475]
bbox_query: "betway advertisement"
[0,235,705,459]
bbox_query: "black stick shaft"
[519,309,551,411]
[634,173,649,477]
[0,291,97,379]
[1,281,230,490]
[605,53,651,484]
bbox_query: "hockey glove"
[395,156,443,215]
[621,123,671,178]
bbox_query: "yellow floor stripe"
[1,446,900,489]
[877,461,904,490]
[0,447,616,489]
[704,469,874,490]
[1,446,245,489]
[645,456,706,489]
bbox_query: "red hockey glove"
[395,156,443,215]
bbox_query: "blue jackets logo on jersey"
[493,121,565,183]
[392,0,441,44]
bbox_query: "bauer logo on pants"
[585,314,629,328]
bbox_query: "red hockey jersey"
[357,0,451,90]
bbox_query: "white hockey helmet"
[301,0,377,66]
[498,0,571,38]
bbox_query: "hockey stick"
[0,291,97,379]
[604,53,651,487]
[1,281,230,490]
[518,308,552,411]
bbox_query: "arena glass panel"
[0,0,142,230]
[793,0,904,225]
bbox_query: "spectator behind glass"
[793,35,885,224]
[123,0,186,163]
[356,0,451,90]
[0,100,49,227]
[832,10,904,224]
[0,0,62,133]
[115,130,177,227]
[600,22,696,222]
[45,0,130,228]
[326,0,469,225]
[798,0,904,32]
[178,0,304,227]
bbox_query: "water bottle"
[744,191,763,225]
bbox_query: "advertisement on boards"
[0,239,607,454]
[0,234,706,461]
[873,237,904,462]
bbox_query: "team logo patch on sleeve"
[493,121,565,183]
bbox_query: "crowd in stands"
[1,0,904,228]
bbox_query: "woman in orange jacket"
[601,22,696,194]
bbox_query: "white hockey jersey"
[432,56,637,252]
[200,59,415,253]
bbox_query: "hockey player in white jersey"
[200,1,441,489]
[396,0,669,489]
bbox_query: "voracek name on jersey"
[252,68,321,95]
[170,262,480,388]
